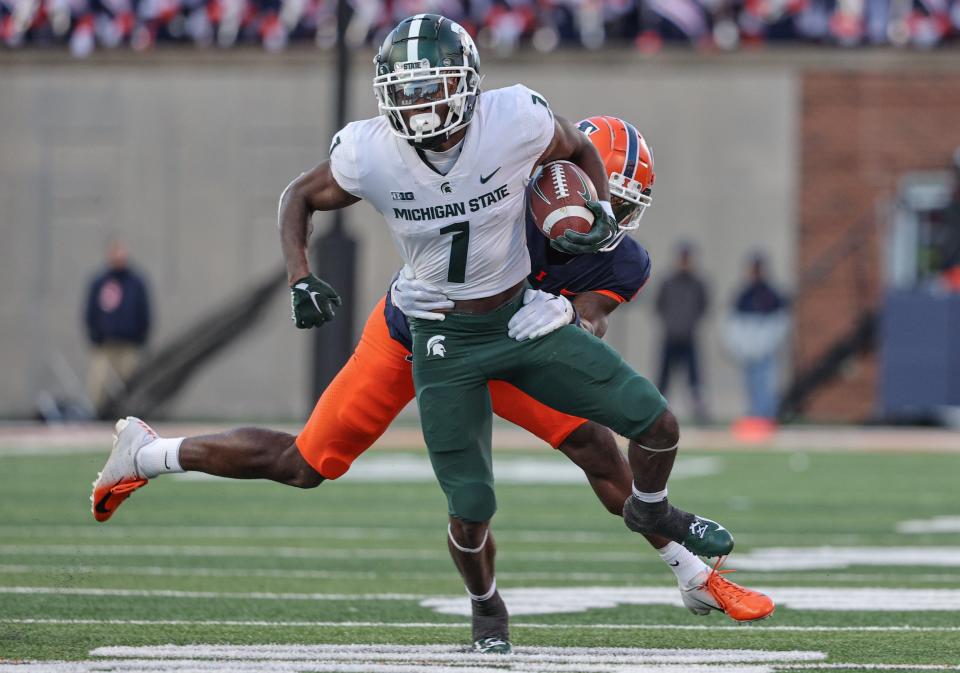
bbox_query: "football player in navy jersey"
[93,111,773,642]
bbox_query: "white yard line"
[0,644,833,673]
[0,543,659,563]
[0,526,915,547]
[423,586,960,615]
[0,524,636,544]
[0,586,421,600]
[174,455,722,484]
[9,563,956,584]
[0,544,466,561]
[91,643,826,663]
[727,547,960,571]
[3,644,958,673]
[4,617,960,632]
[7,584,960,612]
[0,660,789,672]
[3,660,956,673]
[11,544,960,568]
[0,564,638,582]
[897,516,960,534]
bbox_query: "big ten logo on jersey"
[392,191,415,201]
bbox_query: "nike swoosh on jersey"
[480,167,501,184]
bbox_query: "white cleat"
[91,417,156,522]
[681,570,721,616]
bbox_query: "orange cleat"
[90,417,154,522]
[681,558,775,622]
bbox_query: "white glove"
[390,266,454,321]
[507,289,576,341]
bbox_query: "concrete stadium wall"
[0,51,800,423]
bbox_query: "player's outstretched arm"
[278,161,360,328]
[536,115,618,255]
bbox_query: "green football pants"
[410,290,667,522]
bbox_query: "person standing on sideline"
[84,240,151,415]
[724,253,789,424]
[655,243,710,423]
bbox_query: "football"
[528,160,599,240]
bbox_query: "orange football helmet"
[576,115,655,250]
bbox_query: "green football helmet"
[373,14,482,146]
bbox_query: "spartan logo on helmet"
[373,14,481,148]
[426,335,447,358]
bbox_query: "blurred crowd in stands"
[3,0,960,57]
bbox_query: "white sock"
[632,483,668,503]
[135,437,185,478]
[658,541,710,589]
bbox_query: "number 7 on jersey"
[440,221,470,283]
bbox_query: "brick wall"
[798,71,960,421]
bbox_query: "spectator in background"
[655,242,710,423]
[723,253,789,425]
[84,239,151,414]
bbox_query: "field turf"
[1,441,959,671]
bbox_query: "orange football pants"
[296,296,588,479]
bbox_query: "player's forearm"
[578,312,608,338]
[542,117,611,203]
[278,180,315,285]
[277,162,361,285]
[573,300,608,337]
[569,135,611,202]
[573,292,619,339]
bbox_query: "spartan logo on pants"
[426,335,447,358]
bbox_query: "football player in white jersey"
[92,14,745,653]
[289,14,734,652]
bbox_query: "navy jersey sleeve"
[605,237,652,303]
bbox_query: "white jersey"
[329,84,555,300]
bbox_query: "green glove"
[290,274,342,328]
[550,200,618,255]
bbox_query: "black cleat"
[471,591,512,654]
[623,496,734,558]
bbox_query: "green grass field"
[2,442,960,671]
